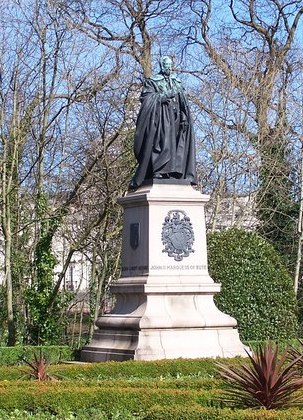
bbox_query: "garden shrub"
[0,346,74,366]
[144,406,303,419]
[0,382,221,412]
[3,409,141,420]
[0,355,303,418]
[0,358,230,381]
[0,407,302,419]
[207,228,298,341]
[0,382,303,418]
[50,358,221,380]
[0,347,297,381]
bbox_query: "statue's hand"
[167,93,175,100]
[161,94,175,104]
[180,120,189,129]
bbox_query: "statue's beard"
[162,68,171,76]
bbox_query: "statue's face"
[161,57,172,76]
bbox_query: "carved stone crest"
[161,210,194,261]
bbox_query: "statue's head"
[160,56,172,76]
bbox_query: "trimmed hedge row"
[144,407,303,420]
[0,367,226,390]
[0,357,235,381]
[0,382,222,412]
[55,377,224,391]
[0,408,136,419]
[0,346,74,366]
[0,346,299,381]
[1,353,303,418]
[0,384,302,419]
[49,358,245,380]
[0,340,300,366]
[0,407,302,420]
[0,376,225,390]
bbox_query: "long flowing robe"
[130,74,197,188]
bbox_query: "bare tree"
[0,0,136,344]
[176,1,303,275]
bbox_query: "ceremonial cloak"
[130,73,197,188]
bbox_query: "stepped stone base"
[81,181,248,362]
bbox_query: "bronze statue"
[130,56,197,188]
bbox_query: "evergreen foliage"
[207,229,298,341]
[257,136,298,271]
[25,193,71,345]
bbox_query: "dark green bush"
[0,346,74,366]
[207,228,298,341]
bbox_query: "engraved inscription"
[150,265,207,270]
[121,265,148,272]
[122,264,207,272]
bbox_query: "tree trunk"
[4,211,15,346]
[94,254,108,322]
[2,151,16,346]
[294,145,303,294]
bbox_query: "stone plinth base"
[81,328,247,362]
[81,182,248,362]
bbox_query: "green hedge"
[0,381,222,412]
[0,382,302,418]
[43,377,224,391]
[0,346,74,366]
[144,407,303,420]
[51,358,249,381]
[207,228,298,341]
[0,408,138,419]
[0,407,302,420]
[0,353,303,418]
[0,346,299,381]
[0,358,233,381]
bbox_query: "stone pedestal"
[81,181,247,362]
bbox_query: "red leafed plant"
[216,343,303,409]
[21,349,55,381]
[288,339,303,370]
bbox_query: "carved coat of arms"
[161,210,194,261]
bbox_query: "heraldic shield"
[161,210,194,261]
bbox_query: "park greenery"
[208,229,299,341]
[1,0,303,349]
[2,2,303,418]
[0,344,303,418]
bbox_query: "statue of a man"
[130,56,197,188]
